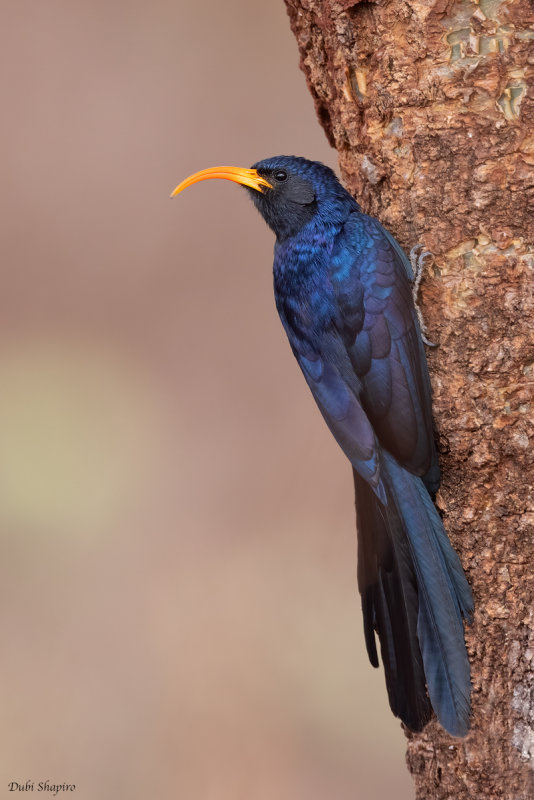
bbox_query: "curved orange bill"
[170,166,272,198]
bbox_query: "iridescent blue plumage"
[248,156,473,736]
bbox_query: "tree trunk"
[283,0,534,796]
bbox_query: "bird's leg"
[410,244,437,347]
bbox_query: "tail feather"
[355,454,473,737]
[355,469,432,732]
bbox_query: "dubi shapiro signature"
[8,782,75,795]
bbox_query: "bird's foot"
[410,244,437,347]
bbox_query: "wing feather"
[332,213,438,481]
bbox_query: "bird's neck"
[272,223,339,337]
[273,208,350,283]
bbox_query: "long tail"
[354,452,473,737]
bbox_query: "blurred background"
[0,2,414,798]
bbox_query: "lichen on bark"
[284,0,534,796]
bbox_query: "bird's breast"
[274,270,337,350]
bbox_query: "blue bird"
[171,156,473,736]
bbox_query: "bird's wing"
[298,346,386,501]
[277,298,386,502]
[330,212,438,482]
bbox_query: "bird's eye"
[273,170,288,182]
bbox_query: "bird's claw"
[410,244,437,348]
[420,330,438,348]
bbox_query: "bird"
[171,155,473,737]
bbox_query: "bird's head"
[171,155,357,241]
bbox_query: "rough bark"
[284,0,534,797]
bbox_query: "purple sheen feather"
[368,314,392,359]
